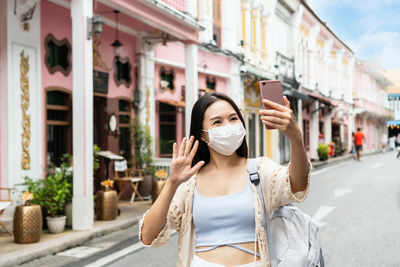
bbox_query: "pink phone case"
[259,80,285,129]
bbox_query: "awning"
[303,90,338,107]
[387,120,400,127]
[283,87,309,101]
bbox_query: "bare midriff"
[196,242,260,266]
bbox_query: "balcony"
[354,98,394,120]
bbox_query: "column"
[185,44,198,137]
[325,111,332,144]
[261,16,268,58]
[297,99,303,135]
[310,101,319,160]
[348,112,355,151]
[2,0,43,188]
[136,39,156,156]
[198,0,213,43]
[221,0,239,51]
[71,0,94,230]
[241,1,250,47]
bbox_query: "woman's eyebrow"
[210,113,237,121]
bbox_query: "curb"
[311,150,382,170]
[0,214,142,267]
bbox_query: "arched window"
[46,89,72,166]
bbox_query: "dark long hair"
[190,92,248,167]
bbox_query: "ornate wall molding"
[20,50,31,170]
[93,37,111,71]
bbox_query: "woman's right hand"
[169,136,205,186]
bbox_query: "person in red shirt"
[353,128,365,161]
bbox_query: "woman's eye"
[231,117,238,121]
[213,120,221,125]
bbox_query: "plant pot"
[138,175,153,198]
[152,180,166,203]
[95,190,118,220]
[46,216,67,234]
[65,203,72,227]
[13,204,42,244]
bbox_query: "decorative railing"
[354,98,394,119]
[276,51,295,80]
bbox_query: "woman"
[139,92,311,267]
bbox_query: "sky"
[308,0,400,70]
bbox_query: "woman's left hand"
[259,96,302,142]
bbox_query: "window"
[303,119,310,151]
[213,0,222,47]
[46,90,71,166]
[118,100,132,162]
[44,34,72,76]
[248,113,256,158]
[114,57,132,87]
[160,67,175,92]
[159,102,176,157]
[206,76,216,90]
[258,118,264,156]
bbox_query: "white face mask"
[203,123,246,156]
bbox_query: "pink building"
[0,0,231,230]
[353,61,393,151]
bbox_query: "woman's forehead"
[204,100,236,120]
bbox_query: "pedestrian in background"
[351,132,357,159]
[139,92,310,266]
[354,128,365,161]
[396,134,400,159]
[380,134,388,152]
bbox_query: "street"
[20,152,400,267]
[108,152,400,267]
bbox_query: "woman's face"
[201,100,242,142]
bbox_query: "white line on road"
[311,162,345,176]
[334,188,352,197]
[371,163,382,168]
[312,206,336,227]
[84,230,177,267]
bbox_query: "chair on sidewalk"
[0,188,13,235]
[114,160,143,203]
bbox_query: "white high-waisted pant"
[190,255,262,267]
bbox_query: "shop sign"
[93,70,109,94]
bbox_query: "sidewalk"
[311,149,381,170]
[0,200,151,267]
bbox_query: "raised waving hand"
[169,136,205,186]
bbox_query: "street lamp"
[111,10,123,58]
[87,14,104,40]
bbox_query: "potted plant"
[132,118,154,199]
[317,143,329,161]
[95,179,118,220]
[152,169,168,203]
[41,172,71,234]
[13,191,42,243]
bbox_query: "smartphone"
[259,80,285,129]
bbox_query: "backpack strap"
[247,158,277,264]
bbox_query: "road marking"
[334,188,352,197]
[311,162,345,176]
[57,246,103,258]
[371,163,382,168]
[84,230,177,267]
[312,206,336,227]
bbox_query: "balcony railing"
[354,98,394,119]
[153,157,172,177]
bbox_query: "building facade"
[0,0,394,230]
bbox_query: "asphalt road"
[20,151,400,267]
[106,151,400,267]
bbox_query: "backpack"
[248,158,324,267]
